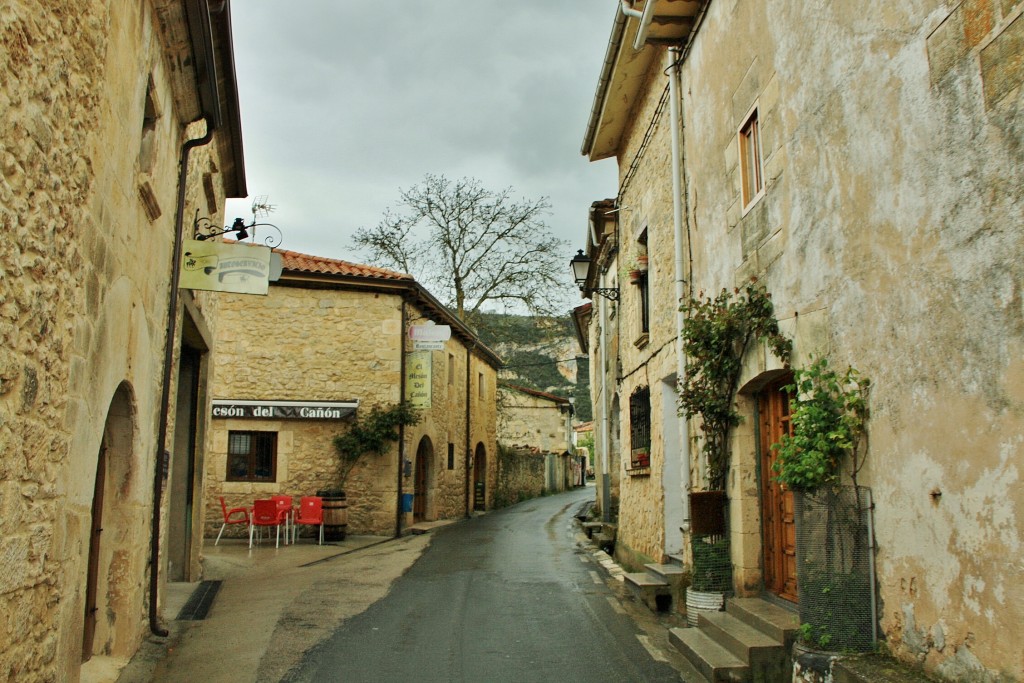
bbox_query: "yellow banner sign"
[180,239,271,295]
[406,351,432,408]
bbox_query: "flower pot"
[629,269,643,284]
[685,587,725,627]
[689,490,727,535]
[636,255,648,272]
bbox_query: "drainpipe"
[668,50,692,532]
[149,115,214,637]
[464,343,475,517]
[395,299,408,538]
[598,280,612,523]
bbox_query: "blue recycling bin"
[401,493,414,513]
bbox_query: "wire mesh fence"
[794,486,876,652]
[690,532,732,593]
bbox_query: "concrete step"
[666,553,686,566]
[624,572,672,612]
[581,521,603,538]
[644,562,687,587]
[727,597,799,646]
[669,627,749,682]
[698,610,788,678]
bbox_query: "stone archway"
[473,442,487,511]
[83,382,137,662]
[414,436,433,521]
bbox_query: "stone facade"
[204,249,501,538]
[497,383,573,454]
[580,1,1023,679]
[1,1,245,680]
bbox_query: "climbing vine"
[772,357,870,493]
[678,281,791,491]
[333,402,421,490]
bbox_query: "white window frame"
[738,102,765,214]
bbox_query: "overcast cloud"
[225,1,619,292]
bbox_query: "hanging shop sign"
[408,324,451,342]
[405,351,432,408]
[212,399,358,420]
[180,239,272,295]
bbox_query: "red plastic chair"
[294,496,324,545]
[249,499,285,548]
[271,495,294,544]
[215,496,250,546]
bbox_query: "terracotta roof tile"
[276,248,412,280]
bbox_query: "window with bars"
[226,431,277,482]
[629,386,651,469]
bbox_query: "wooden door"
[82,446,106,661]
[759,378,798,603]
[473,445,486,511]
[413,441,428,521]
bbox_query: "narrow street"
[285,487,696,683]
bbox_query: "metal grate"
[795,486,876,651]
[690,532,732,593]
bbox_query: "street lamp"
[570,249,619,301]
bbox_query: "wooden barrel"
[316,490,348,541]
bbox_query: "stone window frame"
[738,101,765,214]
[226,430,278,482]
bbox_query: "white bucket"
[685,588,725,627]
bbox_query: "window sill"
[626,466,650,477]
[633,333,649,349]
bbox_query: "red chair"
[215,496,250,546]
[249,499,285,548]
[294,496,324,545]
[271,495,294,544]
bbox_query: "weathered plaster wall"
[206,285,498,536]
[1,1,231,680]
[673,0,1024,678]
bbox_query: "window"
[635,230,650,340]
[478,372,485,399]
[226,431,277,482]
[448,353,456,385]
[739,106,764,210]
[629,387,651,470]
[447,443,455,470]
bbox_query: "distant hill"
[474,313,591,422]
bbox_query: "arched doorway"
[414,436,432,521]
[83,383,136,662]
[473,443,487,511]
[759,374,798,602]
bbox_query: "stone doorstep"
[644,562,687,587]
[726,597,799,646]
[669,626,749,682]
[581,521,603,538]
[624,572,672,612]
[666,553,686,566]
[698,610,786,666]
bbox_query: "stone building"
[497,383,579,492]
[0,1,245,680]
[204,249,501,537]
[576,0,1023,680]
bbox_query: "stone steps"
[669,596,797,682]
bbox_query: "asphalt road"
[285,487,692,683]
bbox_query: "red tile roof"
[501,383,571,404]
[276,248,412,280]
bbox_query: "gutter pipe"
[464,343,475,517]
[149,115,214,637]
[632,0,657,50]
[396,300,408,538]
[598,277,612,523]
[668,50,692,533]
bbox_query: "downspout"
[464,343,475,517]
[598,281,612,523]
[149,116,214,637]
[395,299,408,538]
[669,50,692,532]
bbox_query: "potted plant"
[772,357,873,655]
[636,253,649,272]
[677,281,791,603]
[628,267,643,284]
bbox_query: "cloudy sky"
[225,1,620,287]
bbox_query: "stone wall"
[206,281,499,537]
[1,1,236,680]
[494,445,545,508]
[497,386,570,453]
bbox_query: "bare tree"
[351,174,568,322]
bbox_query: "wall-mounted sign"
[408,324,451,342]
[180,240,272,295]
[405,351,432,408]
[212,399,358,420]
[412,340,446,351]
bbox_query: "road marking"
[606,596,626,614]
[589,570,603,585]
[636,634,668,662]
